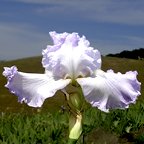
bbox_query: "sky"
[0,0,144,60]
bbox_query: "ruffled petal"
[42,31,101,80]
[49,31,69,45]
[3,66,70,107]
[77,69,141,112]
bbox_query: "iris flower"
[3,31,141,112]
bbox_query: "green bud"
[65,83,85,112]
[69,113,82,140]
[69,92,83,111]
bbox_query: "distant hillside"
[107,48,144,59]
[0,56,144,113]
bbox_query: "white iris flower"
[3,31,141,112]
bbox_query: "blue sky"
[0,0,144,60]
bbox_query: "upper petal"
[42,31,101,80]
[3,66,70,107]
[49,31,69,46]
[77,69,141,112]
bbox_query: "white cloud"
[9,0,144,25]
[90,34,144,55]
[0,23,49,60]
[1,0,144,59]
[0,22,143,61]
[120,35,144,43]
[94,41,137,55]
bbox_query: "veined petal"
[3,66,70,107]
[77,69,141,112]
[42,31,101,80]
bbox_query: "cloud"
[1,0,144,60]
[120,35,144,43]
[90,34,144,55]
[0,22,143,60]
[94,40,138,55]
[8,0,144,25]
[0,23,49,60]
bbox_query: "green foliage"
[0,56,144,143]
[0,105,144,143]
[0,112,68,144]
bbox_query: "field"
[0,56,144,143]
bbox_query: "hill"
[107,48,144,59]
[0,56,143,113]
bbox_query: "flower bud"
[69,92,83,111]
[69,113,82,140]
[65,83,85,112]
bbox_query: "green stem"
[64,83,85,143]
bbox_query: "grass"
[0,56,144,143]
[0,112,69,144]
